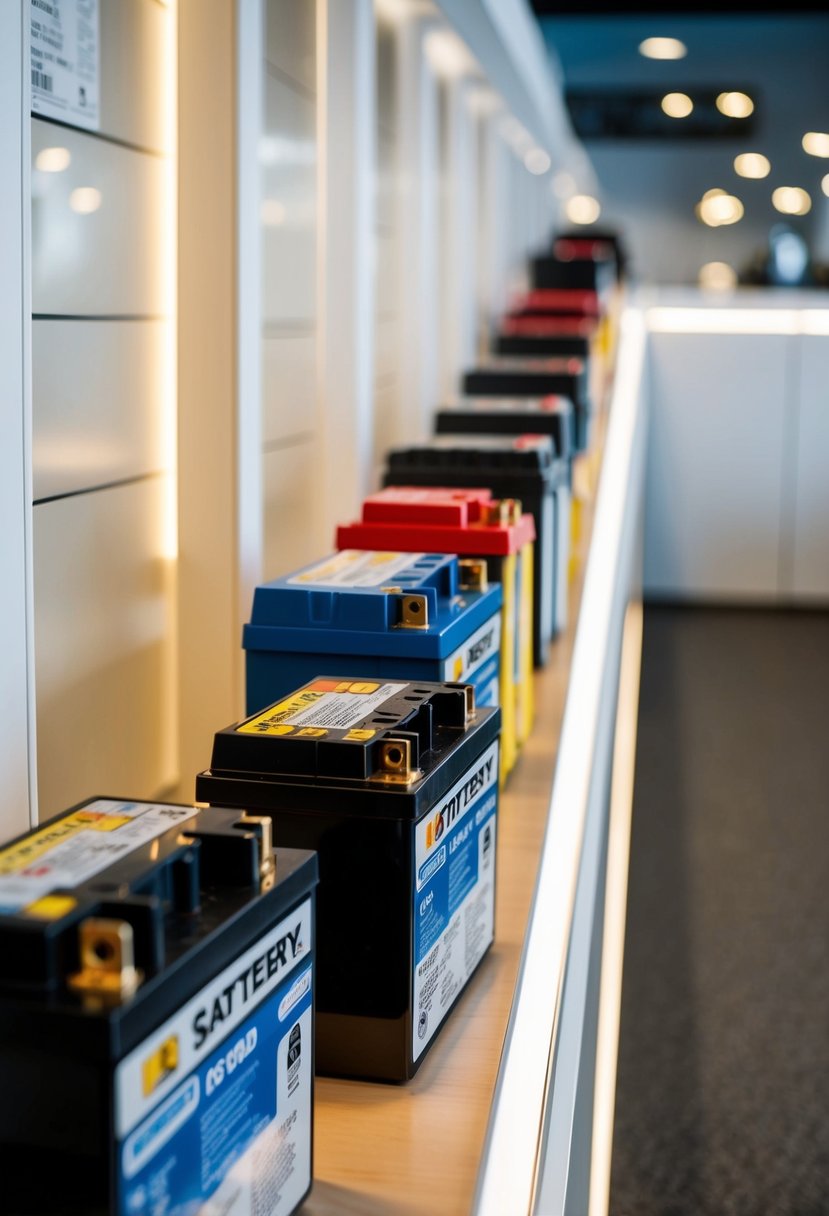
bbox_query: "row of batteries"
[0,237,623,1216]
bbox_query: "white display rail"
[473,304,649,1216]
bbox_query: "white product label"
[0,800,198,914]
[30,0,100,132]
[412,741,499,1060]
[442,612,501,708]
[116,899,313,1135]
[116,899,314,1216]
[287,549,426,588]
[238,679,408,736]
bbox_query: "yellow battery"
[336,487,537,781]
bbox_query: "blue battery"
[244,549,503,716]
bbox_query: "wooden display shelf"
[305,435,606,1216]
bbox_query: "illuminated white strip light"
[588,600,644,1216]
[647,306,829,335]
[473,306,649,1216]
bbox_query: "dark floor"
[609,606,829,1216]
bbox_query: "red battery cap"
[516,288,601,316]
[501,314,597,337]
[553,237,615,262]
[336,486,536,557]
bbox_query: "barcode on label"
[32,69,53,93]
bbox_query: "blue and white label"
[413,740,499,1060]
[116,899,313,1216]
[442,612,501,708]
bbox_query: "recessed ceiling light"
[716,92,754,119]
[822,174,829,198]
[566,194,601,225]
[734,152,770,179]
[524,148,551,175]
[802,132,829,158]
[661,92,693,119]
[772,186,811,216]
[69,186,102,214]
[696,190,744,227]
[639,37,687,60]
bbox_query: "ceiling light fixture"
[716,92,754,119]
[734,152,770,179]
[566,194,601,225]
[661,92,693,118]
[696,189,744,227]
[639,37,686,60]
[802,132,829,158]
[771,186,811,216]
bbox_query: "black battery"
[0,798,318,1216]
[531,252,616,294]
[384,434,564,664]
[495,330,591,358]
[553,229,627,277]
[462,357,592,452]
[197,678,500,1084]
[434,398,573,638]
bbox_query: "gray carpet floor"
[609,606,829,1216]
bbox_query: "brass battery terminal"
[236,813,276,889]
[382,586,430,629]
[371,737,421,786]
[459,559,488,592]
[68,918,143,1008]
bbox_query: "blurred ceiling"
[531,10,829,283]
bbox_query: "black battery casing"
[462,357,592,452]
[384,435,565,664]
[197,679,501,1084]
[495,331,591,358]
[0,801,318,1216]
[531,253,616,294]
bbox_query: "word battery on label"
[0,797,318,1216]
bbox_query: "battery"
[461,356,592,452]
[553,230,627,278]
[197,677,500,1083]
[530,252,616,295]
[383,435,564,665]
[511,287,601,319]
[495,315,594,359]
[335,488,535,778]
[0,798,318,1216]
[244,550,503,719]
[433,398,573,633]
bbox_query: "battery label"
[412,740,498,1060]
[0,800,197,915]
[116,900,313,1216]
[239,680,408,736]
[287,550,426,587]
[442,613,501,708]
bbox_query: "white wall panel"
[262,332,317,447]
[262,442,323,577]
[32,119,166,316]
[34,478,177,820]
[33,319,166,500]
[644,330,789,599]
[266,0,316,93]
[99,0,171,153]
[262,72,317,326]
[792,335,829,599]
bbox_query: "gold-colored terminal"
[506,498,522,524]
[397,593,429,629]
[380,585,403,594]
[485,500,510,526]
[459,558,488,592]
[371,737,421,786]
[68,918,142,1008]
[463,684,476,725]
[237,813,276,884]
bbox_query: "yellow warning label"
[238,689,326,735]
[0,810,132,876]
[344,728,376,741]
[296,727,328,738]
[23,894,78,920]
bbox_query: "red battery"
[336,487,535,778]
[512,288,601,318]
